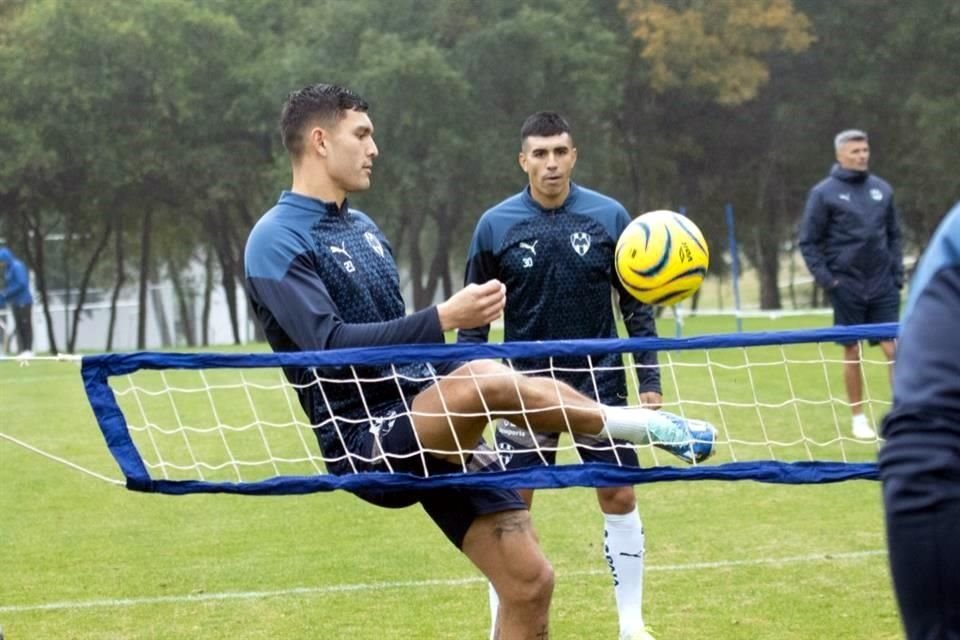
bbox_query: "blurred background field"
[0,314,901,639]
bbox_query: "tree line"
[1,0,957,352]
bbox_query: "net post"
[724,203,743,332]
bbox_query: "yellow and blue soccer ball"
[615,210,709,306]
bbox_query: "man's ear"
[310,126,328,157]
[518,151,527,173]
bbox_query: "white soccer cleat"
[621,629,656,640]
[851,415,876,440]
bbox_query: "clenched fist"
[437,279,506,331]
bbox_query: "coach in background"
[798,129,903,440]
[0,247,34,357]
[880,201,960,639]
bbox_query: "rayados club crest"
[364,231,385,258]
[570,231,591,256]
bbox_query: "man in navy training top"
[243,84,715,639]
[880,201,960,640]
[799,129,904,440]
[459,111,712,640]
[0,247,34,357]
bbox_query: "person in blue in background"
[0,247,34,356]
[799,129,904,440]
[880,201,960,640]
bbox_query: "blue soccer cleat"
[650,411,717,464]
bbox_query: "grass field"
[0,315,903,639]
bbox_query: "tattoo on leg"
[492,512,530,539]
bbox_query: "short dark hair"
[520,111,573,146]
[280,83,369,157]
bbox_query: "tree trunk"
[26,220,60,354]
[208,209,245,345]
[618,40,648,215]
[107,217,126,352]
[752,164,782,310]
[757,241,782,310]
[63,227,72,352]
[407,224,427,310]
[438,211,454,300]
[202,247,214,346]
[68,223,112,352]
[169,257,196,347]
[210,230,241,345]
[151,283,172,347]
[137,208,153,349]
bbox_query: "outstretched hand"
[437,279,506,331]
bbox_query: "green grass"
[0,315,902,639]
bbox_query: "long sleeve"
[616,283,661,394]
[798,189,835,289]
[457,218,498,344]
[248,252,443,353]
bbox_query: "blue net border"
[130,461,878,496]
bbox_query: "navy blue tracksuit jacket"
[798,164,904,299]
[457,183,660,406]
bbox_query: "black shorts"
[829,286,899,345]
[495,419,639,468]
[328,405,527,550]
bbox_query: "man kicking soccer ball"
[245,84,716,639]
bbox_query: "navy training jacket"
[458,182,660,405]
[798,164,904,299]
[244,191,444,459]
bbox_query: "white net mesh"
[104,337,891,485]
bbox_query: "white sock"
[488,581,499,640]
[604,507,646,636]
[600,406,676,444]
[852,413,870,428]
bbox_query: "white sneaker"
[851,415,876,440]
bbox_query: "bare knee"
[460,359,524,407]
[499,556,554,610]
[843,343,861,362]
[597,485,636,514]
[464,510,554,612]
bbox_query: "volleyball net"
[80,323,896,496]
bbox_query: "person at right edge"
[880,201,960,639]
[798,129,904,440]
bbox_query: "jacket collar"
[830,163,869,184]
[521,181,581,213]
[279,190,349,216]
